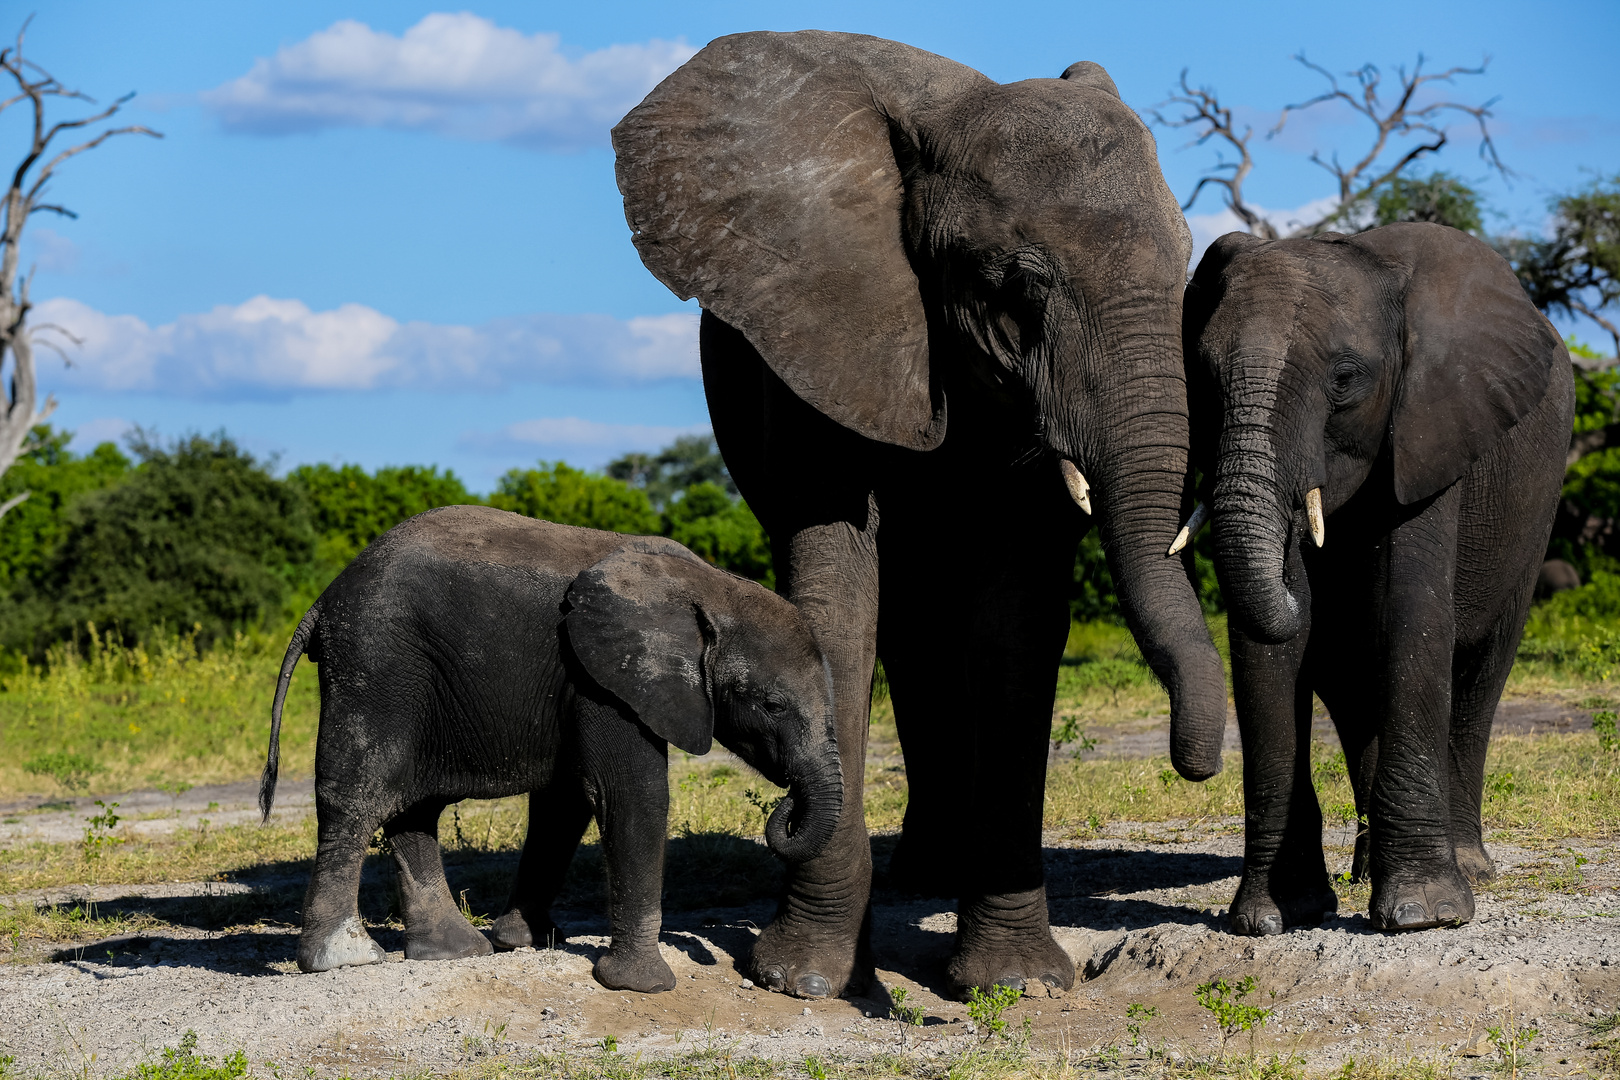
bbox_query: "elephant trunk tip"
[764,769,842,864]
[1234,588,1302,645]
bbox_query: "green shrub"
[287,462,475,567]
[0,425,130,591]
[663,482,773,584]
[488,460,661,535]
[1,433,315,654]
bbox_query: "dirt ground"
[1,696,1616,1077]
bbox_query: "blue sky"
[14,0,1619,490]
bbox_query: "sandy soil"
[1,697,1616,1077]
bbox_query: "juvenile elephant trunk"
[1211,357,1302,644]
[765,757,843,864]
[1088,348,1229,781]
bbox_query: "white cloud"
[461,417,709,461]
[202,13,694,150]
[69,417,132,450]
[1184,196,1341,266]
[34,296,700,398]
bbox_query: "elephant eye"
[1327,355,1372,406]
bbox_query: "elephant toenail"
[1435,901,1459,922]
[1393,903,1429,927]
[1040,974,1062,989]
[762,967,787,992]
[993,977,1025,993]
[795,973,831,999]
[1256,914,1283,936]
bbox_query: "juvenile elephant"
[1183,223,1575,934]
[259,505,841,991]
[613,30,1227,1000]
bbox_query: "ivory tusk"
[1305,487,1325,548]
[1060,458,1092,514]
[1167,501,1210,556]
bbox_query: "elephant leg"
[749,512,881,1000]
[1448,584,1537,885]
[1368,485,1472,931]
[299,800,387,973]
[880,454,1077,997]
[384,802,493,962]
[1227,616,1337,936]
[576,696,676,993]
[1310,578,1381,885]
[702,311,879,1000]
[492,780,594,950]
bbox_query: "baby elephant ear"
[1348,223,1564,505]
[564,549,715,756]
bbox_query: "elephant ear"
[564,548,717,756]
[1347,223,1563,505]
[613,31,988,450]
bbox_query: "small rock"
[1458,1033,1493,1058]
[740,978,753,989]
[803,1007,813,1016]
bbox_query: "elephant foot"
[1227,869,1337,936]
[404,909,494,962]
[946,888,1074,1001]
[594,948,676,993]
[1454,842,1497,885]
[491,909,562,951]
[1370,867,1474,931]
[749,903,871,1000]
[299,915,386,973]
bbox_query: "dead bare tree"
[0,19,160,520]
[1154,53,1506,239]
[1146,71,1280,240]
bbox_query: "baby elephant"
[1184,223,1573,935]
[260,505,841,991]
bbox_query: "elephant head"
[613,31,1227,780]
[1185,222,1565,643]
[565,547,842,863]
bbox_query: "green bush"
[0,425,130,590]
[663,482,773,585]
[1,432,315,653]
[488,460,661,535]
[287,461,475,567]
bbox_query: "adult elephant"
[613,31,1227,1000]
[1183,224,1574,935]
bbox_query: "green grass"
[5,610,1620,965]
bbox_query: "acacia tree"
[1150,53,1505,239]
[0,21,159,519]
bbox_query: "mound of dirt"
[3,823,1616,1077]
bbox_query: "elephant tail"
[261,604,320,822]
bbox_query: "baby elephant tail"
[261,604,320,822]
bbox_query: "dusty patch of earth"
[1,695,1617,1077]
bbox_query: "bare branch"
[1269,52,1506,236]
[1147,70,1278,239]
[0,18,160,486]
[0,490,29,520]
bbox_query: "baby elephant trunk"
[764,756,843,864]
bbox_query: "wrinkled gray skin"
[260,506,841,993]
[613,32,1228,999]
[1185,223,1575,935]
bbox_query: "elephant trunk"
[764,751,844,864]
[1086,343,1229,781]
[1210,355,1302,644]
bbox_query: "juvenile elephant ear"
[1346,223,1563,505]
[564,548,717,756]
[613,31,988,450]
